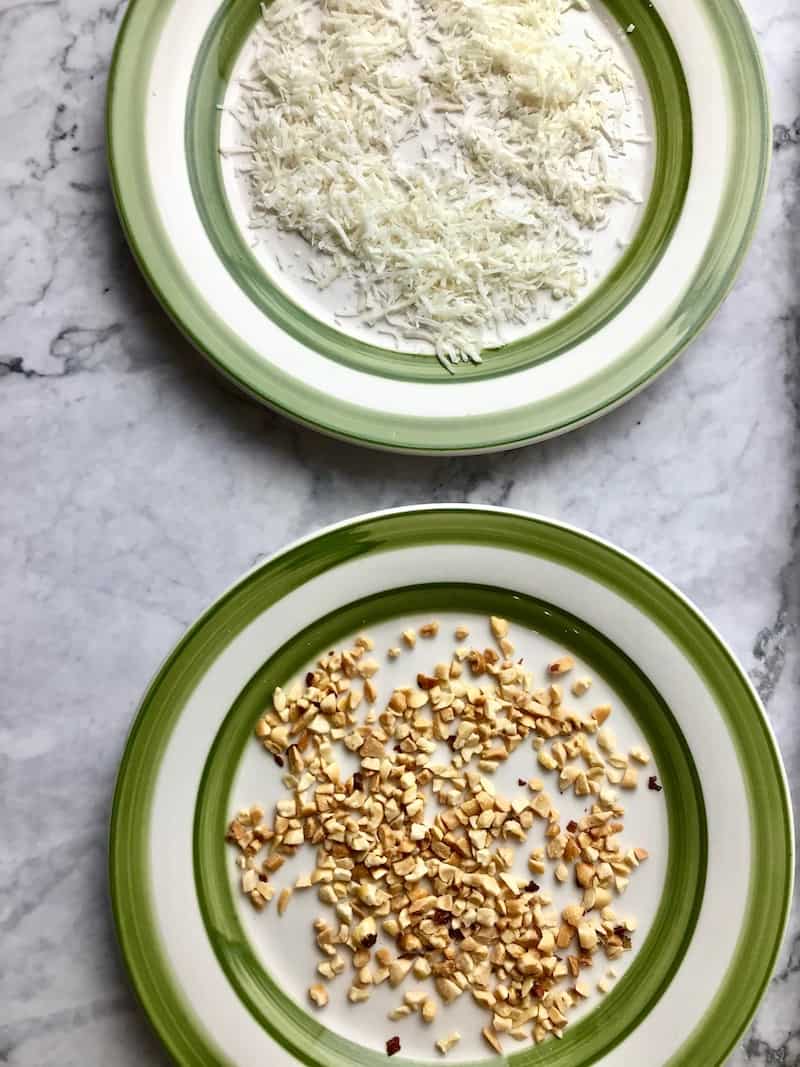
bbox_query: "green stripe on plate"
[109,508,793,1067]
[106,0,769,451]
[194,582,706,1066]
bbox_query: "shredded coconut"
[229,0,640,368]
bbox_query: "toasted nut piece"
[592,703,612,725]
[436,977,463,1003]
[563,903,584,927]
[548,655,575,676]
[621,767,638,790]
[490,616,509,640]
[436,1032,461,1055]
[308,984,329,1008]
[271,724,289,748]
[278,888,292,915]
[348,985,372,1003]
[571,677,592,697]
[538,750,558,771]
[482,1027,503,1054]
[421,998,437,1023]
[420,621,440,638]
[404,990,428,1008]
[597,728,616,753]
[578,923,598,950]
[358,658,380,678]
[402,629,417,647]
[630,746,651,764]
[353,916,377,946]
[389,958,413,986]
[576,862,595,889]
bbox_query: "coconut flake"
[233,0,636,365]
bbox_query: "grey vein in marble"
[0,0,798,1064]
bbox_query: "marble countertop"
[0,1,797,1064]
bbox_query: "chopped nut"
[403,989,427,1008]
[308,984,328,1008]
[436,977,463,1003]
[389,958,414,986]
[482,1026,503,1054]
[228,620,647,1055]
[571,677,592,697]
[278,888,292,915]
[578,923,598,950]
[597,728,616,753]
[592,703,612,725]
[348,985,372,1003]
[620,767,638,790]
[576,862,594,889]
[548,655,575,676]
[436,1031,461,1055]
[353,916,377,947]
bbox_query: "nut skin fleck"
[386,1035,401,1057]
[647,775,662,792]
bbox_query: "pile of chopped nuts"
[226,617,654,1056]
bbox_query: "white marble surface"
[0,1,797,1064]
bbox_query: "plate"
[106,0,769,454]
[110,506,793,1066]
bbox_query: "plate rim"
[106,0,771,455]
[108,504,794,1067]
[194,580,708,1067]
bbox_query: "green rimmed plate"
[110,506,793,1066]
[107,0,769,454]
